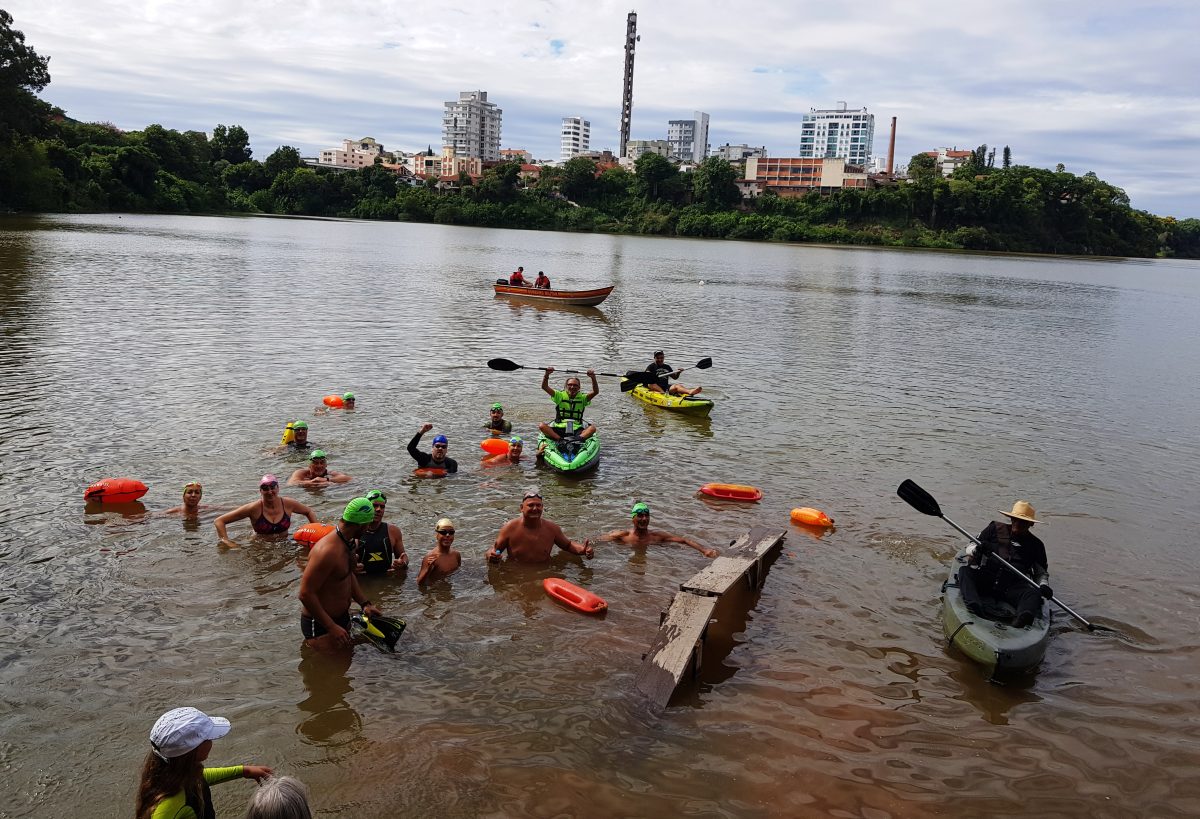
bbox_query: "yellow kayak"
[623,380,714,415]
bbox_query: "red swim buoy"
[413,467,447,478]
[699,483,763,502]
[323,394,344,408]
[790,507,835,528]
[480,438,510,455]
[543,578,608,615]
[84,477,148,504]
[294,522,334,545]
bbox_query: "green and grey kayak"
[942,550,1051,673]
[537,423,600,473]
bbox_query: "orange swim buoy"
[322,394,344,408]
[543,578,608,615]
[294,522,334,545]
[480,438,510,455]
[790,507,835,528]
[84,477,148,503]
[698,483,763,502]
[413,467,447,478]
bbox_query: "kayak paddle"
[619,357,714,392]
[896,479,1097,631]
[488,358,632,380]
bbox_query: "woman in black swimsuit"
[214,474,318,547]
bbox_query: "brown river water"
[1,214,1198,818]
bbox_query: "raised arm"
[586,368,599,400]
[408,424,432,463]
[541,366,556,397]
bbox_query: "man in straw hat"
[959,500,1053,628]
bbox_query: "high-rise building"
[798,105,874,168]
[560,117,591,163]
[442,91,502,162]
[666,111,710,163]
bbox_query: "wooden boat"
[543,578,608,615]
[699,483,763,502]
[493,282,614,307]
[942,550,1051,674]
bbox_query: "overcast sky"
[8,0,1200,217]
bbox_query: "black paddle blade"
[897,479,943,517]
[695,357,713,369]
[487,358,521,372]
[623,370,655,385]
[620,378,639,392]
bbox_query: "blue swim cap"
[432,434,448,445]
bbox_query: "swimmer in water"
[163,481,218,520]
[214,474,318,547]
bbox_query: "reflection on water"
[1,214,1199,816]
[297,646,361,746]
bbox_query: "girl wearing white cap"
[135,706,273,819]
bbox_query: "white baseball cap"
[150,707,231,759]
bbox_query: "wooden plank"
[633,592,719,707]
[680,527,786,597]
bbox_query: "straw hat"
[1000,500,1043,524]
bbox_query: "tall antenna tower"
[619,11,639,159]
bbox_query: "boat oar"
[487,358,635,381]
[896,479,1097,631]
[618,357,714,392]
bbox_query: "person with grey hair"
[245,775,313,819]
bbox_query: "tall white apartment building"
[560,117,591,163]
[666,111,710,163]
[442,91,502,162]
[798,106,874,168]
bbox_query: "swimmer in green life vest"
[538,368,599,442]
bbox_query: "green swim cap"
[343,497,376,524]
[292,420,308,430]
[308,449,327,460]
[343,392,355,401]
[509,435,523,445]
[365,489,387,503]
[491,403,503,411]
[632,502,650,518]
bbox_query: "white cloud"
[8,0,1200,216]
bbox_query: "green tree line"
[3,10,1198,258]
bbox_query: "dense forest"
[3,10,1198,258]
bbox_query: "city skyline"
[7,0,1199,217]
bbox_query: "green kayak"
[942,550,1051,674]
[537,423,600,473]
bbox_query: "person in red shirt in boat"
[534,271,551,289]
[509,266,527,286]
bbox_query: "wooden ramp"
[634,526,786,708]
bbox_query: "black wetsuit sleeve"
[445,456,459,473]
[408,433,431,467]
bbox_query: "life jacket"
[554,392,588,423]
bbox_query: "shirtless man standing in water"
[300,498,384,652]
[487,491,593,563]
[602,502,718,558]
